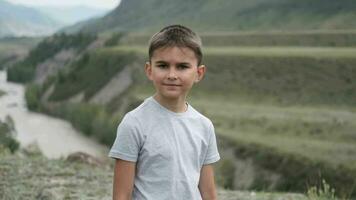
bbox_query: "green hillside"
[22,42,355,196]
[7,33,96,83]
[3,28,351,197]
[120,31,356,47]
[71,0,356,33]
[0,120,310,200]
[6,0,356,197]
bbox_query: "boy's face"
[145,46,205,101]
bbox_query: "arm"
[113,159,136,200]
[198,164,218,200]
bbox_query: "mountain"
[7,0,356,196]
[36,5,109,26]
[67,0,356,34]
[0,0,62,38]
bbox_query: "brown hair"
[148,25,203,65]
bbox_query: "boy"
[109,25,220,200]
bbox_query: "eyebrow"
[154,61,167,64]
[154,60,192,66]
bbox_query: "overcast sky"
[8,0,121,9]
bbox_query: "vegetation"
[120,31,356,47]
[7,33,96,83]
[0,149,113,200]
[187,91,356,196]
[28,40,355,196]
[0,117,19,153]
[104,32,126,47]
[105,45,356,108]
[0,37,41,70]
[0,146,311,200]
[13,14,356,198]
[216,158,236,189]
[25,83,42,110]
[43,102,119,145]
[307,180,338,200]
[24,82,120,146]
[49,50,135,101]
[23,48,140,147]
[0,89,5,97]
[76,0,356,33]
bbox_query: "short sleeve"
[203,121,220,165]
[108,114,142,162]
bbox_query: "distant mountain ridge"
[0,0,62,37]
[36,5,109,26]
[69,0,356,34]
[0,0,110,38]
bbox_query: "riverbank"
[0,70,108,159]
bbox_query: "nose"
[167,68,178,80]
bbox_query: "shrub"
[216,158,236,189]
[307,179,338,200]
[104,32,126,47]
[0,117,19,153]
[46,102,118,146]
[25,83,42,111]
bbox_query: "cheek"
[182,74,197,86]
[151,72,165,83]
[183,71,197,80]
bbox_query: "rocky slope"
[0,148,307,200]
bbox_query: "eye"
[177,65,189,70]
[157,64,168,68]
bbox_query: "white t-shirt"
[108,96,220,200]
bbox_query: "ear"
[195,65,206,83]
[145,62,153,81]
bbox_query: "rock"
[36,188,57,200]
[22,142,43,157]
[66,152,104,167]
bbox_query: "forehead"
[151,46,198,63]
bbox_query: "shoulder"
[188,104,214,129]
[123,97,158,126]
[125,97,150,116]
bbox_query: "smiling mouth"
[163,83,181,87]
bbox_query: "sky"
[7,0,121,9]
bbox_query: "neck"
[153,94,187,113]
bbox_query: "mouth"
[163,83,181,87]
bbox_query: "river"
[0,70,108,159]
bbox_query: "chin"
[159,91,184,100]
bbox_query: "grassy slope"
[110,44,356,159]
[49,45,356,169]
[23,31,356,195]
[104,44,356,195]
[108,45,356,58]
[120,31,356,47]
[105,45,356,107]
[75,0,356,34]
[132,85,356,164]
[0,150,307,200]
[49,50,136,101]
[0,118,313,199]
[190,95,356,169]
